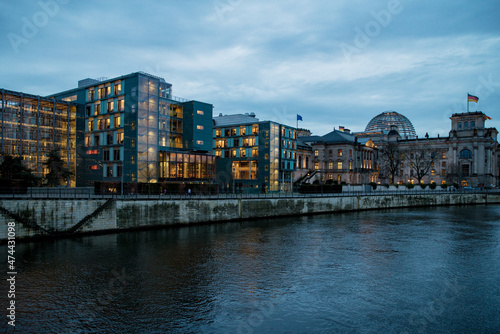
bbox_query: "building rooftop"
[213,113,259,127]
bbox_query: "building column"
[473,145,478,175]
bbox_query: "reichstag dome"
[365,111,417,138]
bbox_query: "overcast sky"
[1,0,499,136]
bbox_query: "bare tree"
[404,145,440,184]
[378,141,401,184]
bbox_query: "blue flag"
[297,114,303,121]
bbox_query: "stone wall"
[1,193,500,241]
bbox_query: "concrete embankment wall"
[2,193,500,241]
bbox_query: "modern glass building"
[50,72,215,188]
[0,89,81,186]
[213,113,297,193]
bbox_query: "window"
[85,135,91,147]
[314,150,319,157]
[215,129,221,137]
[103,149,110,161]
[442,152,447,159]
[314,162,319,170]
[131,156,135,164]
[462,164,470,176]
[196,140,204,145]
[459,149,472,159]
[118,99,124,111]
[114,116,121,128]
[114,83,121,95]
[240,126,246,135]
[252,148,258,157]
[105,86,111,98]
[349,150,352,157]
[114,150,120,161]
[94,103,101,115]
[338,162,343,169]
[197,110,204,115]
[88,120,94,132]
[252,125,258,135]
[231,149,237,157]
[349,162,353,169]
[442,169,446,176]
[464,121,468,128]
[234,139,239,147]
[265,153,269,159]
[117,165,122,177]
[338,149,343,157]
[458,122,462,129]
[442,161,446,167]
[107,133,113,145]
[105,118,110,129]
[431,169,435,176]
[471,121,475,127]
[88,89,95,101]
[197,125,204,130]
[117,132,124,144]
[86,105,91,117]
[328,162,333,170]
[107,165,113,177]
[94,134,100,146]
[107,101,114,112]
[131,139,135,148]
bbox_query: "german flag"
[468,94,479,103]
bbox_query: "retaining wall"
[2,193,500,241]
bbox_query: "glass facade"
[51,72,214,186]
[0,90,78,186]
[213,116,297,193]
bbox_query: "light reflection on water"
[7,205,500,333]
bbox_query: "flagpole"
[467,93,469,113]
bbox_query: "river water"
[4,205,500,333]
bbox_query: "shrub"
[420,184,427,189]
[369,182,377,190]
[429,182,437,189]
[406,183,414,189]
[441,183,448,189]
[384,184,390,188]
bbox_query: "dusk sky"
[1,0,499,137]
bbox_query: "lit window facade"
[51,72,214,186]
[0,89,80,186]
[213,114,297,193]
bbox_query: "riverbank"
[2,192,500,241]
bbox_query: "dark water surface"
[3,205,500,333]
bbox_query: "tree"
[44,150,73,187]
[0,153,39,187]
[379,141,401,184]
[404,146,440,184]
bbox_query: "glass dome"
[365,111,416,138]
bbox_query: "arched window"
[459,149,472,159]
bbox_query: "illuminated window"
[442,169,446,176]
[114,82,121,95]
[252,148,258,157]
[117,132,124,144]
[118,99,124,111]
[338,162,343,169]
[197,125,204,130]
[131,139,135,148]
[314,150,319,157]
[338,149,342,157]
[328,162,333,170]
[196,140,204,145]
[431,169,435,176]
[442,152,447,159]
[314,162,319,170]
[131,156,135,164]
[197,110,204,115]
[115,116,121,128]
[107,101,114,112]
[215,129,221,137]
[328,174,333,180]
[265,153,269,159]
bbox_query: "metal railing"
[0,187,498,201]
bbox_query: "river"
[4,205,500,333]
